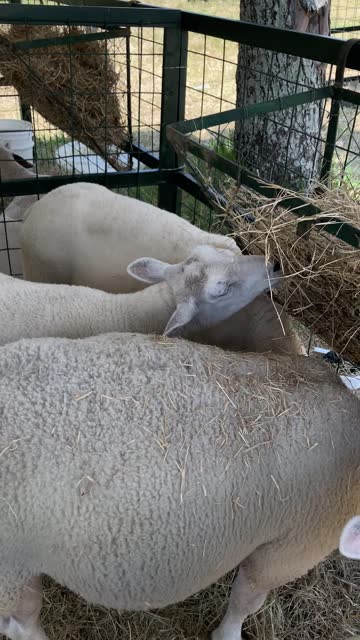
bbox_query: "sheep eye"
[212,282,230,297]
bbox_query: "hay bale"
[221,183,360,363]
[39,552,359,640]
[0,25,128,171]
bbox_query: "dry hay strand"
[0,25,128,171]
[221,182,360,363]
[39,552,359,640]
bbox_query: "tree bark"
[236,0,330,190]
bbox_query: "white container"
[0,119,34,162]
[0,119,34,276]
[56,140,140,174]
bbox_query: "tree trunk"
[236,0,330,190]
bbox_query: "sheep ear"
[164,298,197,336]
[127,257,170,284]
[339,517,360,559]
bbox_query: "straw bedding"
[39,552,359,640]
[0,25,128,171]
[218,182,360,364]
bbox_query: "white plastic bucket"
[0,119,34,276]
[0,119,34,162]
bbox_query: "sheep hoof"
[211,628,243,640]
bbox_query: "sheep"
[0,144,47,221]
[0,144,48,276]
[20,182,240,288]
[0,143,37,182]
[20,181,303,355]
[0,332,358,640]
[0,245,279,346]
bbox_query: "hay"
[220,182,360,363]
[0,25,128,171]
[39,552,359,639]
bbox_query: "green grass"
[33,133,71,173]
[210,131,236,162]
[154,0,360,31]
[328,165,360,191]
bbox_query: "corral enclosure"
[0,0,359,639]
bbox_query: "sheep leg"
[212,538,317,640]
[211,565,268,640]
[0,576,48,640]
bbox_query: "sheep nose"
[273,259,281,273]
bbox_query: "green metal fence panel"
[0,168,167,197]
[168,86,335,135]
[12,27,129,49]
[180,11,360,71]
[0,4,181,28]
[158,22,187,213]
[167,97,360,248]
[0,0,359,278]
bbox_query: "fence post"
[320,38,360,183]
[158,22,187,214]
[320,94,341,183]
[9,0,32,123]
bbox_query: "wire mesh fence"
[0,8,169,273]
[0,22,164,169]
[331,0,360,37]
[0,0,359,279]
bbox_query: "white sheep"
[20,182,239,288]
[20,181,303,354]
[0,144,48,276]
[0,143,38,182]
[0,245,279,345]
[0,144,46,221]
[0,333,358,640]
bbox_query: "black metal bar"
[124,27,133,169]
[0,168,167,197]
[169,170,238,237]
[167,86,333,137]
[332,25,360,34]
[180,12,360,72]
[158,25,187,213]
[177,30,188,130]
[2,4,360,70]
[168,128,360,249]
[19,102,32,125]
[0,4,181,28]
[169,170,211,208]
[57,0,173,10]
[50,0,139,6]
[9,0,32,124]
[336,86,360,107]
[342,74,360,86]
[122,141,159,168]
[13,27,129,50]
[320,39,360,183]
[318,110,348,182]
